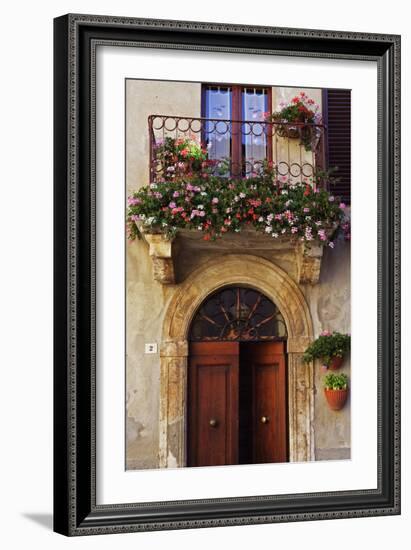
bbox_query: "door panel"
[188,342,239,467]
[243,342,288,464]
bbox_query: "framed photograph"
[53,14,400,536]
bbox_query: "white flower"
[197,225,203,231]
[265,226,273,233]
[234,195,240,202]
[281,228,286,234]
[200,191,207,196]
[272,233,279,238]
[150,183,158,189]
[258,216,264,222]
[198,204,204,210]
[281,190,288,195]
[147,216,156,225]
[239,192,246,198]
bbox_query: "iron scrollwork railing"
[149,114,327,185]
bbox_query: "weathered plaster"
[301,237,351,459]
[126,80,201,469]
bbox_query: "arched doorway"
[160,255,315,468]
[187,286,288,467]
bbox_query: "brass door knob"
[209,418,218,427]
[260,416,269,424]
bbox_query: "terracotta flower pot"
[324,388,348,410]
[329,356,344,370]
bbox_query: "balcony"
[148,114,327,185]
[129,115,341,286]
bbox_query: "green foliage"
[127,163,346,244]
[323,372,349,390]
[266,91,322,151]
[303,331,351,366]
[153,136,208,180]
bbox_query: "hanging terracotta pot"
[329,356,344,370]
[324,388,348,410]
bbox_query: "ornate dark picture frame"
[53,14,401,536]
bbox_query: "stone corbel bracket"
[143,230,325,285]
[296,242,324,284]
[144,234,176,284]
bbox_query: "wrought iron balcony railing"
[149,114,327,185]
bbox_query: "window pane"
[204,86,231,163]
[242,88,268,174]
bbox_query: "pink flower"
[212,197,219,204]
[339,202,346,209]
[127,196,141,205]
[168,201,176,209]
[303,207,310,213]
[320,330,331,336]
[173,191,180,198]
[318,229,327,241]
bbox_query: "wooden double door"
[187,341,288,467]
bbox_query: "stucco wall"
[125,80,350,469]
[126,80,202,469]
[271,87,323,181]
[303,237,351,460]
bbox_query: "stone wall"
[125,80,350,469]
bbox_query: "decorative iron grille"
[189,287,287,342]
[149,114,327,185]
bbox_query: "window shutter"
[324,89,351,203]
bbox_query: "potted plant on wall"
[303,330,351,370]
[323,373,349,410]
[265,91,322,151]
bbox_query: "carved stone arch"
[159,254,315,467]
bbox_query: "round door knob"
[260,416,269,424]
[209,418,218,427]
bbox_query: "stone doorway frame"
[159,254,315,467]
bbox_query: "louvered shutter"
[324,89,351,203]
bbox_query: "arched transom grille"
[189,287,287,342]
